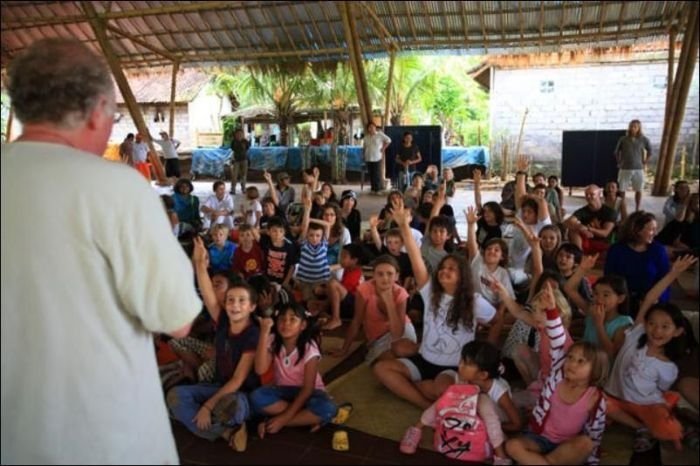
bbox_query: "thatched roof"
[1,1,693,71]
[115,68,210,104]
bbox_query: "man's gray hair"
[7,38,114,128]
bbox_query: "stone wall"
[490,61,700,171]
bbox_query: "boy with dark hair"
[259,217,298,288]
[324,243,366,330]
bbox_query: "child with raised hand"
[420,181,454,272]
[295,190,331,304]
[605,254,698,452]
[372,196,501,409]
[505,283,609,465]
[493,272,574,410]
[474,168,507,246]
[329,255,417,363]
[563,253,633,359]
[466,205,514,308]
[208,223,236,272]
[368,215,412,285]
[167,247,260,451]
[400,341,519,464]
[251,302,338,438]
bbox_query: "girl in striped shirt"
[505,283,609,465]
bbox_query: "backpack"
[434,384,491,462]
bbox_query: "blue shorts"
[249,385,338,425]
[522,431,560,455]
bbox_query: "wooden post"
[83,2,168,184]
[657,5,699,194]
[347,4,373,127]
[384,49,396,128]
[654,26,677,194]
[5,107,13,142]
[169,59,180,137]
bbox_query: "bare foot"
[323,319,342,331]
[257,421,266,439]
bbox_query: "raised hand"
[312,166,320,179]
[263,171,273,184]
[257,315,275,334]
[369,214,379,230]
[539,281,556,310]
[579,253,599,272]
[671,254,698,274]
[489,279,509,300]
[192,236,209,266]
[466,206,479,225]
[473,168,482,184]
[516,153,530,172]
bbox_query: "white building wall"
[490,61,700,168]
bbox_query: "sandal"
[331,402,353,425]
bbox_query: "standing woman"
[615,119,652,212]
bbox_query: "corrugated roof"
[0,1,692,71]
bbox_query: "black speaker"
[562,130,625,188]
[384,126,442,185]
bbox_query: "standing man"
[1,38,201,464]
[615,119,652,212]
[119,132,134,166]
[363,122,391,194]
[154,130,181,178]
[230,128,251,194]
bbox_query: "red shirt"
[232,242,264,278]
[341,267,363,295]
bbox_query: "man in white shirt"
[1,38,201,464]
[133,132,149,164]
[153,130,181,178]
[363,122,391,194]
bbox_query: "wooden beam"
[359,1,399,50]
[268,4,302,58]
[461,1,470,43]
[558,0,566,48]
[405,2,418,42]
[443,1,453,43]
[616,1,627,44]
[421,1,438,49]
[655,24,678,189]
[384,50,396,126]
[479,1,488,53]
[539,1,545,48]
[385,1,402,41]
[288,3,314,53]
[520,1,525,40]
[82,1,167,185]
[301,4,328,52]
[655,3,699,195]
[169,59,180,137]
[105,24,177,61]
[319,4,341,47]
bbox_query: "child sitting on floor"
[208,224,236,272]
[324,243,365,330]
[400,341,519,465]
[251,302,338,437]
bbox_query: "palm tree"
[232,65,314,146]
[386,56,435,125]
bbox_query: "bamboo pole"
[5,107,13,142]
[169,59,180,137]
[347,4,373,126]
[654,26,677,194]
[515,107,529,159]
[340,3,368,128]
[384,49,396,126]
[656,5,699,195]
[82,2,168,184]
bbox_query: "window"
[540,80,554,93]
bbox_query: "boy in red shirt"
[324,243,365,330]
[232,224,264,278]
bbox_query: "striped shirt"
[296,239,330,283]
[530,308,607,465]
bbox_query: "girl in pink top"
[330,255,417,364]
[251,302,338,437]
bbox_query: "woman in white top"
[201,180,234,231]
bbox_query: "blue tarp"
[191,145,488,177]
[442,146,489,168]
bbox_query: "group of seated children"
[158,159,698,464]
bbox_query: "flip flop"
[331,402,353,425]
